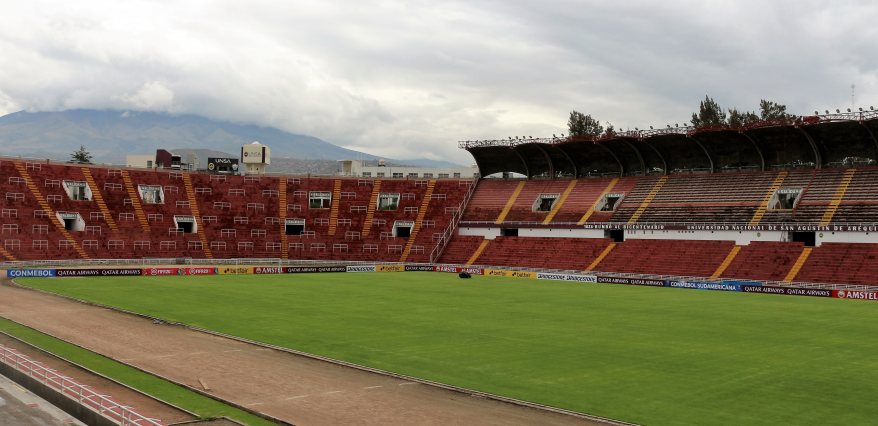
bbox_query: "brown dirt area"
[0,278,613,426]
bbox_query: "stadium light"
[847,108,851,112]
[635,127,638,131]
[675,123,678,127]
[815,111,819,115]
[859,108,863,111]
[561,134,565,137]
[837,109,840,113]
[872,106,874,110]
[826,110,829,114]
[650,126,653,129]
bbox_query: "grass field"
[18,272,878,426]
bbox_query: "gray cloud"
[1,0,877,164]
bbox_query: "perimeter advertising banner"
[742,285,832,297]
[433,266,484,275]
[254,267,284,274]
[483,269,536,279]
[596,276,664,287]
[377,265,405,272]
[6,269,55,278]
[55,268,142,277]
[536,273,598,283]
[833,290,878,300]
[666,281,742,292]
[217,267,254,275]
[405,265,434,271]
[181,267,217,275]
[286,266,347,273]
[142,268,183,276]
[346,265,377,272]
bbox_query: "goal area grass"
[18,272,878,426]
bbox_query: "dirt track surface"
[0,280,607,426]
[0,333,194,424]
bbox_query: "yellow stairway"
[819,169,856,226]
[182,174,213,259]
[399,181,436,262]
[627,177,668,224]
[543,180,578,224]
[749,172,788,225]
[15,163,88,259]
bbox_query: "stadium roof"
[460,111,878,178]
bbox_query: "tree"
[690,96,727,128]
[727,107,759,125]
[759,99,788,120]
[567,110,603,136]
[70,145,93,164]
[604,122,616,137]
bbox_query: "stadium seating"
[591,239,736,277]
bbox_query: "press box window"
[408,173,418,178]
[769,189,803,210]
[597,193,626,212]
[533,194,559,212]
[392,173,403,178]
[309,192,332,209]
[393,221,414,238]
[174,216,197,233]
[285,219,305,235]
[362,172,371,177]
[378,193,400,210]
[56,212,85,231]
[63,181,92,201]
[377,172,385,178]
[138,185,165,204]
[438,174,449,178]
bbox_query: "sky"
[1,1,877,164]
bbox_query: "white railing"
[430,177,480,262]
[0,344,164,426]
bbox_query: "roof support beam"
[548,145,578,178]
[638,139,667,175]
[796,127,823,169]
[509,147,531,177]
[737,131,766,171]
[859,122,878,154]
[531,144,554,178]
[620,138,646,176]
[686,135,715,173]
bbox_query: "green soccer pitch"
[17,272,878,426]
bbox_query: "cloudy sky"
[1,1,877,163]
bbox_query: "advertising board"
[6,269,55,278]
[433,266,484,275]
[596,276,664,287]
[377,265,404,272]
[535,273,597,282]
[666,281,742,292]
[55,268,142,277]
[742,285,831,297]
[404,265,434,271]
[217,267,254,275]
[285,266,347,273]
[833,290,878,300]
[483,269,536,279]
[181,267,217,275]
[254,267,284,274]
[346,265,376,273]
[142,268,182,276]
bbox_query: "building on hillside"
[126,149,196,170]
[337,159,479,179]
[241,141,270,174]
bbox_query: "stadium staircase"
[541,180,578,224]
[576,178,618,224]
[399,180,435,262]
[818,169,855,225]
[711,246,742,278]
[626,176,668,224]
[584,243,615,272]
[465,239,490,265]
[182,174,213,259]
[494,181,525,223]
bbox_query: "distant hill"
[0,110,463,167]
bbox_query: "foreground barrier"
[0,344,163,426]
[5,265,875,301]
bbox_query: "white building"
[241,141,270,174]
[337,160,479,179]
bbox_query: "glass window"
[377,172,385,178]
[146,161,153,168]
[453,173,460,178]
[392,173,403,178]
[423,173,433,178]
[362,172,371,177]
[408,173,418,178]
[438,173,449,178]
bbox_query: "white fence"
[0,344,164,426]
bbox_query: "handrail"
[0,344,164,426]
[430,176,480,263]
[457,220,878,229]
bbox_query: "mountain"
[0,109,464,167]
